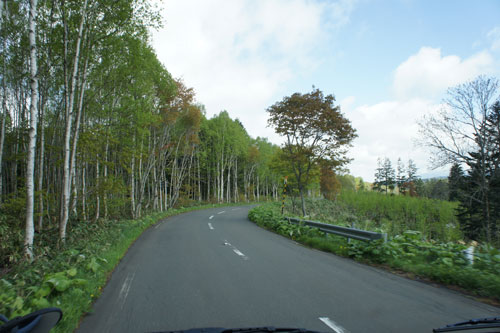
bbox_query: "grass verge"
[0,203,247,332]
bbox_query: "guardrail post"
[464,245,474,265]
[347,221,355,244]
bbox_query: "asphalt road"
[76,205,499,333]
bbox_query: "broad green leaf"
[12,296,24,310]
[87,258,101,273]
[35,285,51,298]
[67,268,77,277]
[73,278,88,286]
[46,275,72,292]
[31,297,50,309]
[442,258,453,266]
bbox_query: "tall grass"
[338,191,461,241]
[283,191,461,242]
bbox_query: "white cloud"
[393,47,494,100]
[349,45,499,181]
[151,0,355,141]
[347,98,448,181]
[340,96,356,111]
[487,26,500,51]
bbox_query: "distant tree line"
[372,158,419,195]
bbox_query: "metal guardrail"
[285,217,387,242]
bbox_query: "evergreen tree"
[458,102,500,242]
[407,159,419,196]
[383,158,396,194]
[373,158,384,192]
[396,158,407,194]
[373,157,396,194]
[448,163,464,201]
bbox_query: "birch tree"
[25,0,39,260]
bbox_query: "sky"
[151,0,500,182]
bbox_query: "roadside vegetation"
[249,200,500,302]
[0,203,245,332]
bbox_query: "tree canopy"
[267,88,357,216]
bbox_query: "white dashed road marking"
[208,223,214,230]
[223,240,249,260]
[319,317,348,333]
[209,215,214,219]
[217,211,226,214]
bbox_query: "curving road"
[76,205,498,333]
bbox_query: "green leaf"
[31,297,51,309]
[66,249,80,256]
[72,278,88,287]
[35,285,51,298]
[46,275,72,292]
[442,257,453,267]
[67,268,77,277]
[86,257,101,273]
[12,296,24,310]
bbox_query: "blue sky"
[301,0,500,104]
[152,0,500,181]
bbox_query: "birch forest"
[1,0,282,263]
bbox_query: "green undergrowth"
[0,203,246,332]
[249,203,500,302]
[284,193,461,242]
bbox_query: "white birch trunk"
[130,147,136,218]
[233,158,238,202]
[207,163,210,201]
[37,100,45,231]
[197,155,201,201]
[226,160,230,202]
[60,0,87,241]
[95,159,100,221]
[82,162,87,220]
[25,0,39,260]
[103,138,109,218]
[69,56,89,217]
[0,0,8,202]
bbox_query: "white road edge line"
[217,211,226,214]
[209,215,214,220]
[208,223,214,230]
[319,317,348,333]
